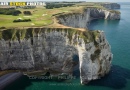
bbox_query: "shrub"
[0,27,6,29]
[23,11,32,15]
[13,19,31,23]
[0,8,21,16]
[45,3,74,9]
[12,10,22,16]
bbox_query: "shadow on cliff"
[87,65,130,89]
[3,72,53,90]
[88,19,120,30]
[4,65,130,90]
[3,75,32,90]
[3,55,80,90]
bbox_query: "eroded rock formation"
[0,6,120,84]
[0,28,112,84]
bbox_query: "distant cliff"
[56,8,120,29]
[101,3,120,9]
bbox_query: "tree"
[12,10,21,16]
[0,8,21,16]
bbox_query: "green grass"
[0,28,98,44]
[0,8,54,27]
[0,2,120,28]
[0,7,77,27]
[0,6,79,27]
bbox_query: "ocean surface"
[4,2,130,90]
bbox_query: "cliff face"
[57,8,120,28]
[89,8,120,20]
[0,28,112,84]
[101,3,120,9]
[0,6,117,84]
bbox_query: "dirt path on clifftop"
[48,17,86,31]
[23,17,86,32]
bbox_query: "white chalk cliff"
[101,3,120,9]
[0,7,120,84]
[57,8,120,29]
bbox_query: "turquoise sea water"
[4,2,130,90]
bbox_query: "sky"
[0,0,129,2]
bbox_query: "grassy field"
[0,2,120,28]
[0,6,85,28]
[0,8,53,27]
